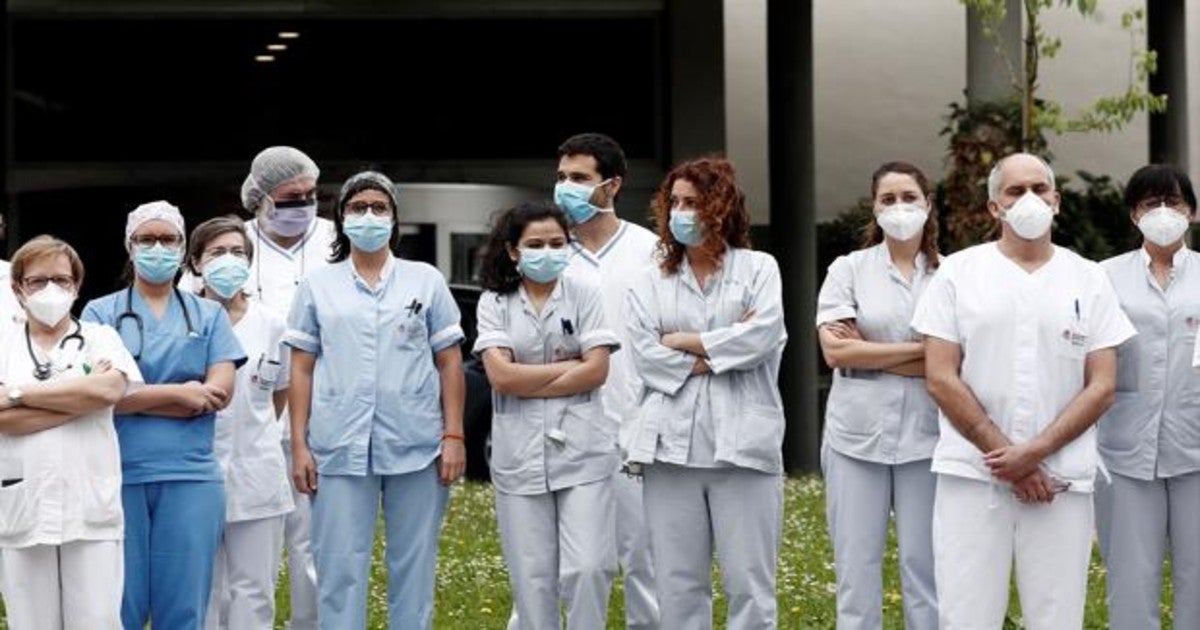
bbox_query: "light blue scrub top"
[82,288,247,484]
[284,256,465,477]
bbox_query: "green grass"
[0,477,1176,628]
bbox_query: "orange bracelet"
[442,432,465,442]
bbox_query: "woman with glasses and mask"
[816,161,941,629]
[624,157,787,629]
[0,236,141,630]
[1095,164,1200,630]
[82,201,246,630]
[285,171,466,630]
[474,201,620,630]
[186,217,293,630]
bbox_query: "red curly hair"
[651,156,752,275]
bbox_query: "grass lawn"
[0,476,1171,629]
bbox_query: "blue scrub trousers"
[121,480,226,630]
[311,462,449,630]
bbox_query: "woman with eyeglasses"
[624,157,787,628]
[82,201,246,630]
[0,236,142,629]
[474,201,620,629]
[184,217,293,630]
[1095,164,1200,630]
[285,171,466,629]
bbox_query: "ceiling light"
[278,32,300,39]
[268,44,287,51]
[255,55,276,62]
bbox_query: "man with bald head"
[911,153,1136,628]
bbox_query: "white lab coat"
[0,320,142,630]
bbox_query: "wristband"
[442,432,465,442]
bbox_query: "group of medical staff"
[0,131,1195,630]
[820,153,1200,630]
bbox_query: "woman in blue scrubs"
[286,171,466,630]
[82,200,246,630]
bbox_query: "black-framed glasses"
[345,201,393,216]
[21,275,74,292]
[1136,196,1186,212]
[130,234,183,249]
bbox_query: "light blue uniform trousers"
[1095,471,1200,630]
[311,462,448,630]
[121,480,226,630]
[822,447,938,629]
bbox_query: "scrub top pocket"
[560,401,611,454]
[0,478,36,541]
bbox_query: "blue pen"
[1074,299,1080,321]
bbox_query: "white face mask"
[1002,190,1055,240]
[24,283,75,327]
[876,202,928,241]
[1137,205,1191,247]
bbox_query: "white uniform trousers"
[933,474,1092,630]
[614,470,659,629]
[206,515,286,630]
[1095,470,1200,630]
[282,446,319,630]
[643,463,782,630]
[823,447,937,629]
[495,478,617,630]
[1,540,123,630]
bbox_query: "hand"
[660,332,689,351]
[985,442,1045,482]
[823,320,863,340]
[292,445,319,495]
[201,383,231,411]
[92,359,113,374]
[690,357,711,375]
[1011,468,1057,504]
[739,309,757,323]
[176,382,217,415]
[438,439,466,486]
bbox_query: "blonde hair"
[10,235,86,295]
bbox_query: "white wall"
[813,0,1151,221]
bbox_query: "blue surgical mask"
[343,214,393,253]
[133,243,184,284]
[554,180,610,225]
[201,253,251,300]
[517,247,570,284]
[669,208,703,246]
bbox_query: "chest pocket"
[396,293,430,350]
[1053,314,1089,361]
[718,278,753,328]
[549,316,582,360]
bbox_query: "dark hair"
[651,156,751,276]
[557,133,628,182]
[187,216,254,275]
[330,174,401,263]
[863,161,940,271]
[478,201,571,294]
[1123,164,1198,214]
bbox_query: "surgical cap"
[240,146,321,212]
[125,200,186,251]
[338,171,400,213]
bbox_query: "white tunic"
[214,302,295,522]
[624,248,788,474]
[816,243,939,464]
[911,243,1136,491]
[0,321,143,548]
[473,272,621,495]
[567,220,659,451]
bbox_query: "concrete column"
[723,0,769,224]
[1189,0,1200,183]
[966,0,1022,103]
[767,0,816,473]
[1148,0,1189,169]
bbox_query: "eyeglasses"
[344,201,393,216]
[203,246,248,259]
[130,234,183,249]
[1136,196,1186,212]
[21,275,74,292]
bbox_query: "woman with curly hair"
[624,156,787,629]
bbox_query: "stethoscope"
[116,284,197,361]
[26,317,86,381]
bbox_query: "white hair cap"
[241,146,321,212]
[125,200,186,252]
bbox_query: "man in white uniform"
[239,146,335,630]
[911,152,1136,629]
[555,132,660,629]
